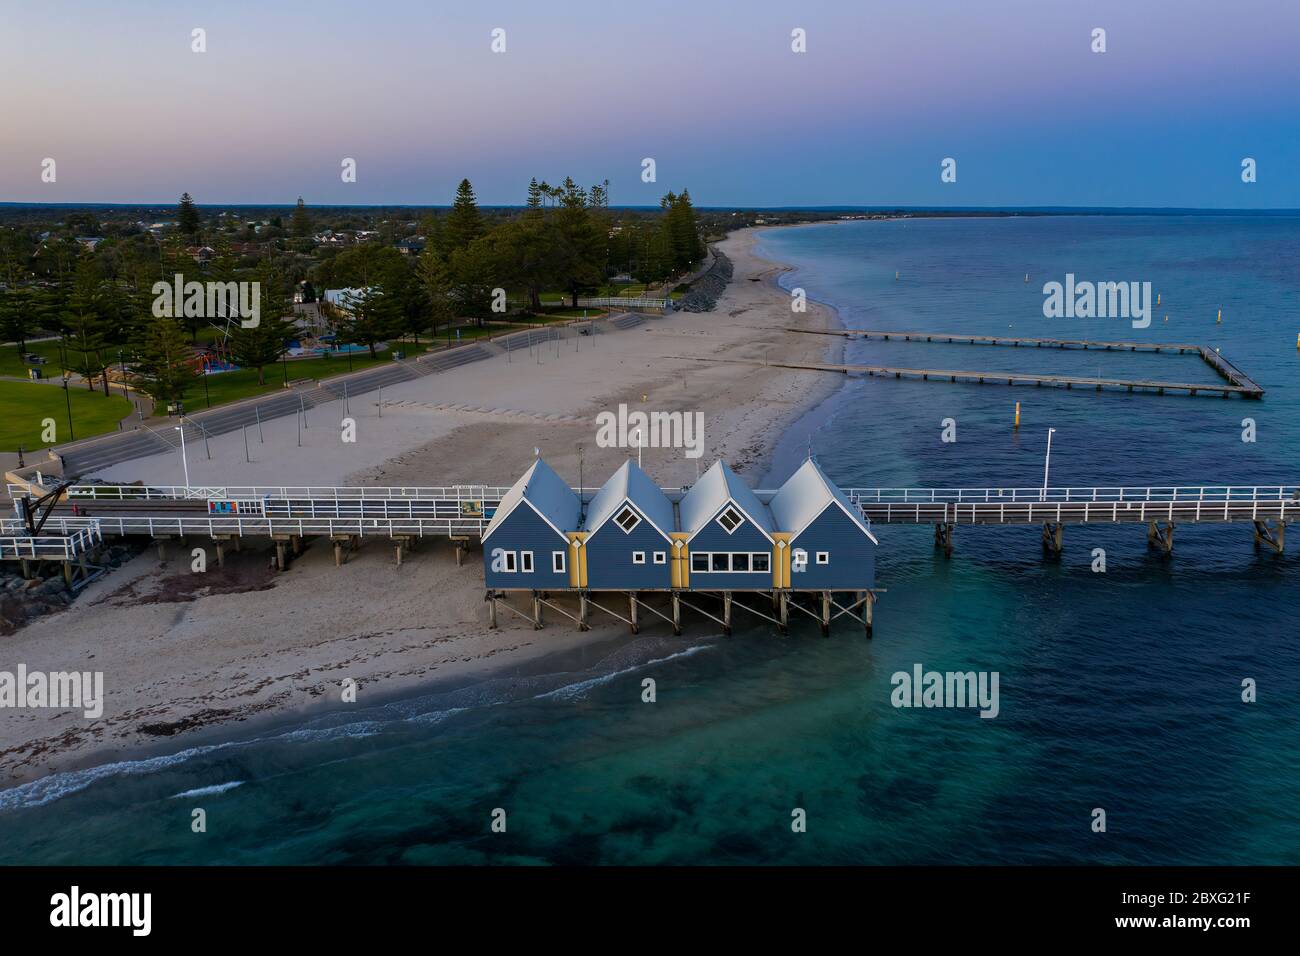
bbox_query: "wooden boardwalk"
[777,328,1265,398]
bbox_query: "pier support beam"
[274,539,288,571]
[488,591,498,628]
[452,536,469,567]
[722,591,732,635]
[820,591,831,637]
[934,522,954,557]
[579,592,590,631]
[778,591,789,634]
[1253,519,1286,554]
[532,591,543,629]
[629,592,639,634]
[1041,522,1064,555]
[864,590,874,638]
[1147,520,1176,554]
[671,593,681,635]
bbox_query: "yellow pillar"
[567,532,588,588]
[670,533,690,588]
[772,533,792,589]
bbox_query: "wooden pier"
[760,328,1266,398]
[4,480,1294,631]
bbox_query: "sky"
[2,0,1299,207]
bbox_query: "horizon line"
[4,202,1300,215]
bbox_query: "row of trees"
[1,180,706,408]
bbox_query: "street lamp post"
[175,425,190,488]
[61,373,74,442]
[1042,428,1057,501]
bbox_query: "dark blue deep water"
[1,216,1297,865]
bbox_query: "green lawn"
[0,380,132,452]
[0,341,65,379]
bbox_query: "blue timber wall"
[584,505,674,589]
[788,504,875,590]
[483,504,572,590]
[687,506,774,589]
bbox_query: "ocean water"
[2,215,1297,865]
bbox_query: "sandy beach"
[1,226,845,789]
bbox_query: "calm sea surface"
[2,216,1297,864]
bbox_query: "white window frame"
[632,551,646,564]
[653,551,666,564]
[521,551,534,573]
[552,551,566,573]
[614,506,641,533]
[502,551,517,573]
[690,551,772,573]
[716,505,745,534]
[816,551,830,565]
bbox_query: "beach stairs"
[609,313,644,331]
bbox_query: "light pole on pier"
[1042,428,1057,501]
[175,425,191,489]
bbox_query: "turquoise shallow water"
[1,215,1297,865]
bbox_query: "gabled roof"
[481,457,581,543]
[679,460,774,542]
[768,459,879,545]
[583,459,675,540]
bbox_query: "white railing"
[75,515,489,539]
[844,486,1300,505]
[576,296,668,310]
[57,484,513,503]
[0,518,102,560]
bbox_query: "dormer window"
[614,506,641,533]
[716,506,744,533]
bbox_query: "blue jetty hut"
[581,459,676,590]
[481,457,582,590]
[768,459,877,590]
[679,460,776,589]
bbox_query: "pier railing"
[0,518,102,560]
[44,484,514,503]
[843,486,1299,505]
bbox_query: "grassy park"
[0,380,132,452]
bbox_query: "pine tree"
[134,313,194,409]
[416,246,455,334]
[62,259,110,391]
[291,197,311,238]
[177,193,201,236]
[226,264,295,385]
[445,179,484,253]
[226,312,295,386]
[0,286,38,360]
[328,286,399,358]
